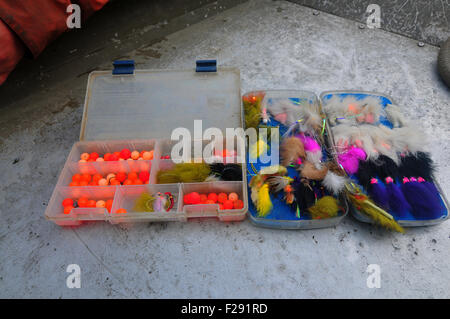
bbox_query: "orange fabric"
[0,0,109,58]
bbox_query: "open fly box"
[243,90,349,230]
[45,60,248,226]
[320,90,449,227]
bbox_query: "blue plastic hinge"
[196,60,217,72]
[112,60,135,75]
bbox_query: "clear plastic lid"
[80,67,242,141]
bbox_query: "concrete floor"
[1,0,450,298]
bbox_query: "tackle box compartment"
[45,62,248,226]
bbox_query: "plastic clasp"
[113,60,135,75]
[196,60,217,72]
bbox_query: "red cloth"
[0,0,109,58]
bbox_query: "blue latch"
[196,60,217,72]
[113,60,135,75]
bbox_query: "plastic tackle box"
[320,90,449,227]
[45,61,248,226]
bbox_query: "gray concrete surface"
[1,0,450,298]
[289,0,450,46]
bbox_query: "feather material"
[134,193,156,212]
[280,137,305,166]
[209,163,242,181]
[401,179,443,219]
[398,152,435,181]
[345,183,404,233]
[307,196,339,219]
[368,178,389,210]
[299,161,328,180]
[293,178,316,211]
[243,92,264,129]
[256,183,272,217]
[385,104,408,127]
[385,179,411,218]
[322,171,347,195]
[157,163,211,184]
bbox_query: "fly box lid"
[80,61,242,141]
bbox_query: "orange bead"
[142,151,153,160]
[205,200,215,204]
[78,197,89,208]
[228,192,239,202]
[79,180,89,186]
[96,157,104,162]
[89,152,99,161]
[120,149,131,159]
[128,172,138,181]
[98,178,108,186]
[64,206,74,214]
[92,173,103,183]
[72,174,82,182]
[105,199,113,213]
[223,200,234,210]
[116,172,127,183]
[200,194,208,203]
[131,151,140,160]
[87,200,96,208]
[69,181,79,187]
[81,174,91,183]
[106,173,116,182]
[110,178,121,186]
[62,198,74,207]
[109,154,119,161]
[133,179,143,185]
[80,153,90,161]
[234,200,244,210]
[113,152,121,159]
[207,193,218,203]
[218,193,228,203]
[123,179,133,185]
[116,208,127,214]
[104,153,112,161]
[96,200,106,208]
[138,171,150,183]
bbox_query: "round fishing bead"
[96,157,104,162]
[218,193,228,204]
[116,172,127,183]
[228,192,239,202]
[62,198,74,207]
[105,199,114,213]
[87,200,96,208]
[120,149,131,159]
[64,206,74,214]
[78,197,89,207]
[131,151,140,160]
[96,200,106,208]
[207,193,218,203]
[89,152,99,161]
[233,199,244,209]
[138,171,150,183]
[116,208,127,214]
[98,178,108,186]
[223,200,234,210]
[80,153,90,161]
[128,172,138,181]
[142,151,153,160]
